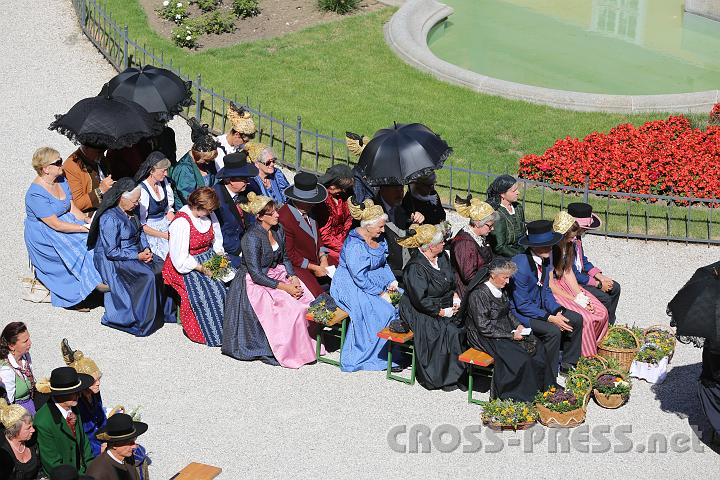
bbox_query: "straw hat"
[345,131,369,157]
[348,198,385,223]
[553,210,577,235]
[453,194,495,222]
[0,399,28,429]
[61,338,101,378]
[245,142,269,163]
[397,224,442,249]
[227,102,257,135]
[240,191,274,216]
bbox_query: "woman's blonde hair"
[32,147,60,175]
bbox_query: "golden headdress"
[348,198,385,223]
[61,338,100,378]
[345,131,370,157]
[453,194,495,222]
[0,399,28,429]
[553,210,577,235]
[227,102,257,135]
[240,191,273,216]
[396,224,442,249]
[245,142,269,163]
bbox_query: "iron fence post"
[123,25,129,69]
[295,115,302,171]
[584,174,589,203]
[195,75,202,120]
[81,0,87,27]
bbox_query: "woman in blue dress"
[135,152,175,260]
[330,199,400,372]
[87,178,175,337]
[24,147,105,308]
[246,143,290,206]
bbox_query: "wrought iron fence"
[70,0,720,245]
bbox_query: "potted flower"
[565,373,593,406]
[389,290,402,308]
[202,254,234,282]
[597,326,641,371]
[481,399,537,431]
[306,293,337,325]
[643,326,676,362]
[572,355,608,381]
[630,343,669,384]
[534,385,586,428]
[593,370,631,409]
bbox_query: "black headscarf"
[87,177,138,249]
[486,174,517,210]
[134,151,169,183]
[188,117,222,153]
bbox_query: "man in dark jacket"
[87,413,148,480]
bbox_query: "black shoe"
[391,365,405,373]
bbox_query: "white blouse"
[168,205,225,273]
[138,179,174,225]
[0,353,32,403]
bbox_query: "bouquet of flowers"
[481,399,537,430]
[202,254,232,281]
[534,387,580,413]
[389,291,402,307]
[593,371,631,408]
[307,293,337,325]
[643,328,675,358]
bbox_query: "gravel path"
[1,1,718,478]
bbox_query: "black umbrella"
[356,122,452,186]
[667,261,720,345]
[49,95,163,150]
[100,65,193,120]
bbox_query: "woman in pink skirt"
[549,211,609,357]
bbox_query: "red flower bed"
[518,114,720,201]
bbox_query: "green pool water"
[427,0,720,95]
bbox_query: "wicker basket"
[536,404,586,428]
[482,418,537,431]
[565,373,593,408]
[597,326,641,371]
[643,324,677,362]
[593,370,630,409]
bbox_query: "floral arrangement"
[600,327,637,350]
[389,291,402,308]
[644,329,675,357]
[594,374,631,397]
[634,344,666,365]
[481,399,537,428]
[202,254,232,280]
[573,356,607,380]
[518,113,720,201]
[566,373,593,399]
[307,293,337,325]
[534,387,581,413]
[158,1,189,24]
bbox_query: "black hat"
[216,151,258,179]
[318,164,353,186]
[49,465,94,480]
[284,172,328,204]
[48,367,94,396]
[518,220,563,247]
[567,202,602,229]
[96,413,148,445]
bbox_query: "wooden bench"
[171,462,222,479]
[458,348,495,404]
[306,308,349,368]
[377,327,416,385]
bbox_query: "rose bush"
[518,107,720,201]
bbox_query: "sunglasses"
[261,158,277,166]
[49,159,63,167]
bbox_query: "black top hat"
[49,367,94,396]
[318,164,353,186]
[284,172,328,204]
[96,413,148,445]
[49,464,94,480]
[567,202,601,229]
[518,220,563,247]
[216,151,259,179]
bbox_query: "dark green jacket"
[488,203,526,258]
[34,401,94,475]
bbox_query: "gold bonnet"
[0,399,28,429]
[348,198,385,223]
[61,338,101,378]
[240,192,274,216]
[396,224,442,249]
[553,210,577,235]
[453,194,495,222]
[227,102,257,135]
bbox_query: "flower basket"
[597,326,641,371]
[535,403,586,428]
[643,325,676,362]
[480,399,538,431]
[593,370,631,409]
[565,373,593,408]
[629,356,669,384]
[482,418,537,431]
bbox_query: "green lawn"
[99,0,666,174]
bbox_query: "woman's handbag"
[21,275,51,303]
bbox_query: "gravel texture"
[1,1,718,478]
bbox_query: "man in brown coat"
[86,413,148,480]
[62,145,114,213]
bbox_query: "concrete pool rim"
[384,0,720,113]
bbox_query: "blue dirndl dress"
[24,179,102,307]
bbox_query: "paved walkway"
[0,1,717,478]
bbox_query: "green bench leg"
[467,364,494,405]
[315,318,347,368]
[385,343,416,386]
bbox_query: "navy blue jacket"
[212,183,259,268]
[509,251,563,327]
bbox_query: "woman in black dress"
[398,224,465,390]
[464,258,556,401]
[0,401,40,480]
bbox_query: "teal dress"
[24,179,102,307]
[169,151,216,210]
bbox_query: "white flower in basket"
[163,0,169,6]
